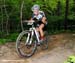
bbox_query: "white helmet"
[31,4,40,11]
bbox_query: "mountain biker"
[30,4,47,42]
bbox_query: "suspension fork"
[29,30,34,45]
[26,31,31,44]
[26,28,34,45]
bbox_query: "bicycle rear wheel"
[16,31,37,57]
[41,31,49,50]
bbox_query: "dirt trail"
[0,33,75,63]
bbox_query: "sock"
[40,36,45,40]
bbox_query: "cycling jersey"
[32,11,47,27]
[32,11,45,21]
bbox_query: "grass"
[0,30,75,45]
[48,29,75,35]
[0,39,7,45]
[0,33,19,45]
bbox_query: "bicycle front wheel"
[16,31,37,57]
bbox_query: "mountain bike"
[16,20,49,57]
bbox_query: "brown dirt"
[0,33,75,63]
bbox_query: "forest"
[0,0,75,44]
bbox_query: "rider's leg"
[39,24,45,40]
[36,27,39,32]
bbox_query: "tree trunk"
[73,0,75,16]
[1,6,4,32]
[56,1,61,16]
[64,0,69,30]
[4,0,9,35]
[32,0,36,2]
[20,0,24,31]
[1,0,4,33]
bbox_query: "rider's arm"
[29,18,33,22]
[29,13,35,22]
[42,17,47,24]
[40,11,47,24]
[29,14,34,21]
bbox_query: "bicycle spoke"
[16,31,37,57]
[18,45,25,49]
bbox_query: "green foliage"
[0,33,19,44]
[0,0,75,19]
[0,39,7,45]
[68,14,75,20]
[0,0,75,44]
[6,33,19,42]
[64,56,75,63]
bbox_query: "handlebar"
[23,20,36,25]
[23,20,35,23]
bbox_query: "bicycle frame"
[26,22,40,45]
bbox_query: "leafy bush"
[0,39,7,45]
[0,33,19,44]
